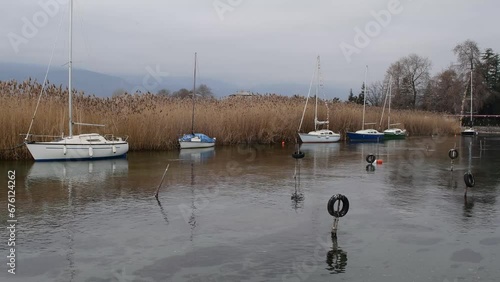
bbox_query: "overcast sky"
[2,0,500,95]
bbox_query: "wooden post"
[155,164,170,199]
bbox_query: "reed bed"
[0,80,460,160]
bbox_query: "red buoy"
[376,159,383,164]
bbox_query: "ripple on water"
[479,237,500,246]
[396,234,443,246]
[450,248,483,263]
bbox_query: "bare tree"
[197,84,214,98]
[422,69,464,113]
[385,54,431,109]
[171,88,191,99]
[157,89,170,96]
[367,81,386,106]
[453,39,481,75]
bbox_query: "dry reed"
[0,80,460,160]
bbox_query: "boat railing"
[388,123,402,128]
[21,133,64,143]
[104,134,129,142]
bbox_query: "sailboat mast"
[68,0,73,137]
[470,54,473,128]
[362,65,368,130]
[314,56,319,131]
[191,52,197,134]
[388,76,392,129]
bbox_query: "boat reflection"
[300,143,340,173]
[179,147,215,163]
[299,143,340,156]
[26,158,129,184]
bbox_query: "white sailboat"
[24,0,129,161]
[461,58,477,136]
[298,56,340,143]
[179,53,216,149]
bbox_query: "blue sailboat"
[347,66,384,142]
[178,53,216,149]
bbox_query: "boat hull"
[298,133,340,143]
[383,133,406,140]
[26,142,129,161]
[461,127,477,136]
[347,132,384,142]
[383,129,407,140]
[179,141,215,149]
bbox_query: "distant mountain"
[0,62,348,99]
[0,62,130,97]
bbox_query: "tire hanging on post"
[464,172,475,187]
[448,149,458,160]
[327,194,349,218]
[366,154,376,164]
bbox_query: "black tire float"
[464,172,475,188]
[327,194,349,218]
[448,149,458,160]
[292,151,305,159]
[366,154,376,164]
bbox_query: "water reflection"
[5,137,500,281]
[179,147,215,163]
[156,198,169,225]
[463,196,474,218]
[366,164,375,173]
[326,234,347,274]
[26,158,128,183]
[299,143,340,171]
[382,136,500,231]
[178,148,214,241]
[291,156,304,211]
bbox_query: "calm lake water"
[1,136,500,282]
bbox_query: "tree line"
[348,39,500,120]
[113,84,215,99]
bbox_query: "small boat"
[298,56,340,143]
[24,0,128,161]
[179,133,216,149]
[347,66,384,142]
[461,59,477,136]
[382,76,406,139]
[179,53,216,149]
[383,128,407,139]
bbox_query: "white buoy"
[63,145,67,155]
[89,147,93,157]
[112,145,117,153]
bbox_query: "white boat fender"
[292,151,305,159]
[366,154,376,164]
[448,149,458,160]
[112,145,117,154]
[464,172,475,187]
[63,145,67,155]
[327,194,349,218]
[89,147,93,157]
